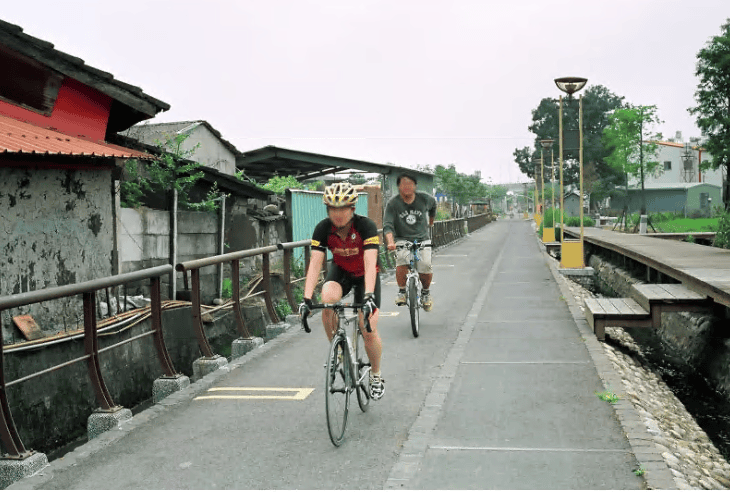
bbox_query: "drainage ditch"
[587,277,730,462]
[605,324,730,460]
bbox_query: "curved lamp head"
[540,139,555,149]
[554,77,587,96]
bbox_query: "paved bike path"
[9,220,671,489]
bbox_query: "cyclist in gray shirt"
[383,172,437,311]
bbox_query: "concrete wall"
[119,203,287,303]
[0,167,115,344]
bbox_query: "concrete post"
[0,453,49,489]
[639,215,648,234]
[192,356,228,381]
[152,374,191,404]
[231,337,264,359]
[87,407,133,440]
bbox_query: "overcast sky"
[3,1,729,183]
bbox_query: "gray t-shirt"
[383,191,437,241]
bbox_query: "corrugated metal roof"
[0,114,154,160]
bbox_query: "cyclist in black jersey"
[299,182,385,400]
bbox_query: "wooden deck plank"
[564,226,730,308]
[661,284,706,300]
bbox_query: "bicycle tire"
[354,326,371,412]
[408,276,420,338]
[325,336,350,446]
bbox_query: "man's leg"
[418,247,434,312]
[320,281,343,341]
[419,273,432,289]
[362,310,382,374]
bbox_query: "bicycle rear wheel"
[325,335,350,446]
[408,276,420,338]
[354,327,371,412]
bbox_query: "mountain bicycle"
[396,240,429,338]
[301,302,372,446]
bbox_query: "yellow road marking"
[194,387,315,401]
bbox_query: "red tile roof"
[0,114,154,160]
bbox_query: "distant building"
[123,120,241,176]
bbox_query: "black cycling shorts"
[325,263,381,308]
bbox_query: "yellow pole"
[559,96,564,243]
[579,94,584,243]
[551,146,555,227]
[540,148,545,221]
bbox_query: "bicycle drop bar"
[300,303,372,333]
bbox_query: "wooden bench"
[583,298,651,340]
[631,283,711,329]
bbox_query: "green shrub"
[222,278,233,299]
[713,212,730,249]
[435,209,451,221]
[564,216,595,227]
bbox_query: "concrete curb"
[537,235,678,490]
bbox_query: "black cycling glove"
[299,298,313,318]
[362,292,377,317]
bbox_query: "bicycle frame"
[301,302,372,446]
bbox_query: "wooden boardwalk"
[564,227,730,309]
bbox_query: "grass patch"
[653,217,718,233]
[633,465,646,476]
[595,389,620,404]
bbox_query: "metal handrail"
[175,241,312,357]
[0,265,177,458]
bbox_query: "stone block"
[87,407,133,440]
[231,337,264,359]
[192,356,228,381]
[152,375,191,404]
[0,452,48,489]
[265,322,290,341]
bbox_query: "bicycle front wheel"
[354,327,371,412]
[325,335,350,446]
[408,276,420,338]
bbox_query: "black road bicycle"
[301,302,372,446]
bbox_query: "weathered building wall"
[119,202,287,304]
[0,167,115,343]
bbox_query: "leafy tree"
[515,85,624,208]
[689,18,730,209]
[348,173,367,185]
[602,105,663,215]
[433,164,489,216]
[121,133,221,211]
[259,175,321,195]
[261,175,305,195]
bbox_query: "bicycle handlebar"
[396,240,431,251]
[300,302,373,334]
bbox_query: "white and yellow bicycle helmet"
[323,182,358,207]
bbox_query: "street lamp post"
[554,76,587,268]
[540,139,555,242]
